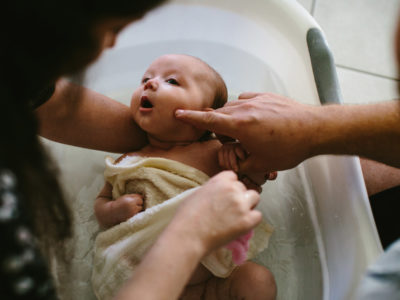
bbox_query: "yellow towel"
[91,156,273,300]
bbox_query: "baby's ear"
[203,108,214,112]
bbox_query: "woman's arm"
[114,171,262,300]
[35,78,147,153]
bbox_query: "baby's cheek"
[130,90,141,107]
[130,98,140,115]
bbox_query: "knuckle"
[249,189,260,200]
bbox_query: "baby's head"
[130,54,227,145]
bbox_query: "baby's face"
[131,54,215,143]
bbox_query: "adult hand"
[217,141,277,192]
[114,171,262,300]
[172,171,262,255]
[176,92,319,172]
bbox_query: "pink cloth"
[224,230,254,265]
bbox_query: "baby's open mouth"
[140,96,153,108]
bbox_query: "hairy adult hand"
[172,171,262,255]
[176,92,319,172]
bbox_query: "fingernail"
[175,109,184,116]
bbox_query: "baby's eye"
[142,78,150,84]
[166,78,179,85]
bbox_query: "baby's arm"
[94,182,144,228]
[218,142,277,192]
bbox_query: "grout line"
[311,0,317,16]
[336,64,400,81]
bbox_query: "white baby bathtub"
[43,0,383,299]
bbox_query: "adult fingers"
[248,210,263,227]
[219,99,252,108]
[175,109,236,137]
[243,189,260,209]
[238,92,263,99]
[214,170,239,182]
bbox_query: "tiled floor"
[298,0,400,104]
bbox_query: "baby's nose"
[144,79,158,90]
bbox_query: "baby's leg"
[180,264,213,299]
[181,262,276,300]
[208,262,276,300]
[227,262,276,300]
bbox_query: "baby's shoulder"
[195,138,222,152]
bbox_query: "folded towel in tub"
[91,155,273,300]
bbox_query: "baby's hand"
[218,142,247,172]
[95,181,145,228]
[112,194,144,224]
[218,142,277,192]
[240,172,278,193]
[95,193,144,228]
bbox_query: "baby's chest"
[164,143,222,177]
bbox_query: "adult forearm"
[312,100,400,167]
[35,79,147,153]
[114,219,205,300]
[114,172,261,299]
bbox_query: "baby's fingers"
[229,149,239,172]
[218,148,229,170]
[234,145,247,161]
[268,171,278,180]
[223,148,234,171]
[241,177,262,193]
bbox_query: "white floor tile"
[314,0,400,79]
[336,66,399,105]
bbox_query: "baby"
[92,54,276,300]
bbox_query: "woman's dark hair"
[0,0,165,256]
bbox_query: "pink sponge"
[225,230,254,265]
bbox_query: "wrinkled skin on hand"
[176,92,319,173]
